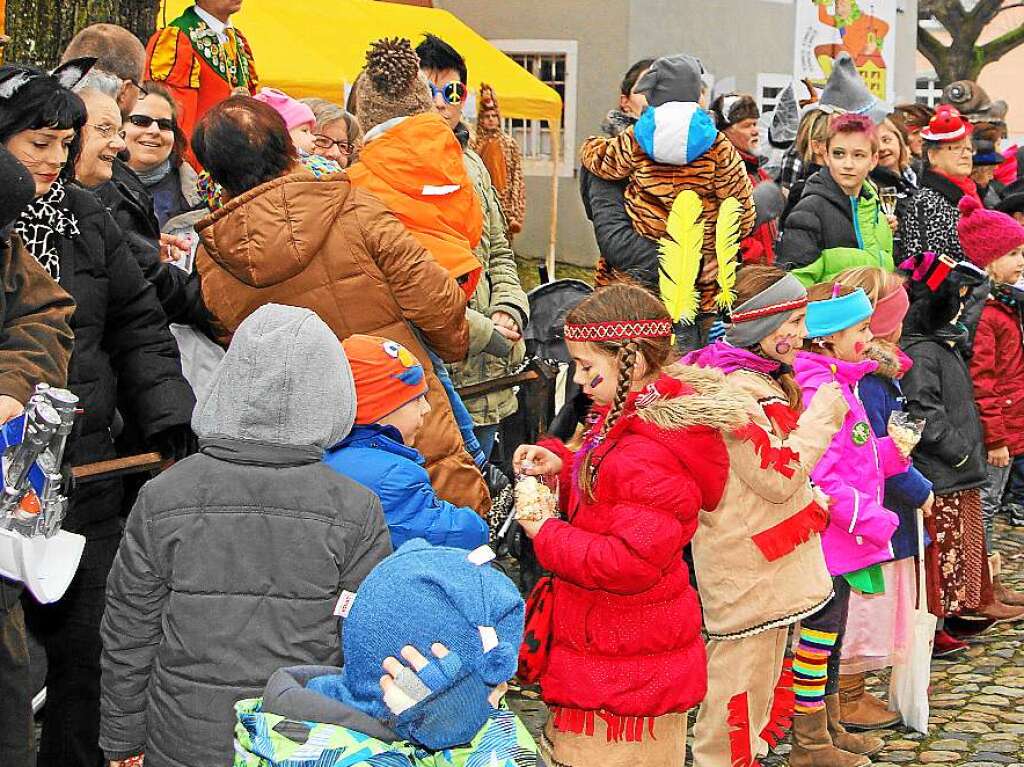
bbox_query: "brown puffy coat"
[195,171,490,515]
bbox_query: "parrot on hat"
[382,340,425,387]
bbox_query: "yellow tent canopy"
[157,0,562,125]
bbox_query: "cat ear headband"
[0,57,97,101]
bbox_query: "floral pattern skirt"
[924,488,992,617]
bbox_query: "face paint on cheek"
[774,339,792,356]
[589,374,604,389]
[854,341,866,355]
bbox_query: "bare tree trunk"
[4,0,159,68]
[919,0,1024,85]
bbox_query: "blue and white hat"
[635,101,717,167]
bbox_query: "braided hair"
[565,284,672,500]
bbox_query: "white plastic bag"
[888,508,935,734]
[0,527,85,603]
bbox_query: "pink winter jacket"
[794,352,907,576]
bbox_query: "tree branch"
[978,21,1024,63]
[917,24,950,71]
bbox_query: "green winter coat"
[448,148,530,427]
[777,169,895,286]
[233,697,540,767]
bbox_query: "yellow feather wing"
[715,196,742,310]
[658,190,704,324]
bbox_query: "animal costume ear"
[50,57,97,90]
[0,69,34,101]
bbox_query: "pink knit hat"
[252,87,315,131]
[957,195,1024,269]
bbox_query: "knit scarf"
[475,132,508,193]
[135,158,172,187]
[13,180,78,281]
[935,169,981,206]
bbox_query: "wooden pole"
[546,119,559,282]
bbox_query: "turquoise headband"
[805,288,873,338]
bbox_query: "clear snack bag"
[513,461,558,523]
[888,411,925,457]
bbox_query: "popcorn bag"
[514,464,558,523]
[887,411,925,457]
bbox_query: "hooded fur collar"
[638,364,750,433]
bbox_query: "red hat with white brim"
[921,105,974,142]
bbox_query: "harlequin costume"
[681,274,846,767]
[145,4,258,169]
[531,318,746,767]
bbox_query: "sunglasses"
[312,135,354,154]
[429,80,468,106]
[127,114,175,132]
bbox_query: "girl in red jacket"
[513,283,745,767]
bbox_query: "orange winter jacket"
[348,113,483,297]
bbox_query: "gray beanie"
[814,53,891,125]
[633,54,705,107]
[725,274,808,349]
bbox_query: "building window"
[916,74,942,107]
[491,39,578,177]
[756,73,794,116]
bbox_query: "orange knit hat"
[343,335,429,425]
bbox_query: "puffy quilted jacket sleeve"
[579,169,660,290]
[902,346,973,467]
[0,237,74,402]
[100,491,168,761]
[532,438,705,595]
[969,311,1008,449]
[101,209,195,441]
[355,191,469,363]
[578,130,639,182]
[811,443,899,548]
[776,202,825,278]
[376,460,488,550]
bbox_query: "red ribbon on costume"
[727,692,757,767]
[734,423,800,478]
[760,657,796,747]
[750,500,829,562]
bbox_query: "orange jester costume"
[145,5,258,168]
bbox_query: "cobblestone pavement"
[507,518,1024,765]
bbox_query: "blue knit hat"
[806,288,873,338]
[321,540,524,749]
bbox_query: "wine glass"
[879,186,899,217]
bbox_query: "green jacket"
[448,148,530,426]
[777,169,895,286]
[233,697,540,767]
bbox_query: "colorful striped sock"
[793,627,837,713]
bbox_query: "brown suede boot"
[991,552,1024,606]
[827,693,885,755]
[790,708,871,767]
[838,673,901,731]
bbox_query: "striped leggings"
[793,575,852,713]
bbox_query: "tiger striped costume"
[580,129,755,310]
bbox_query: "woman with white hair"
[302,97,363,168]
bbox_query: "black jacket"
[59,185,194,540]
[779,162,823,227]
[900,324,987,494]
[578,167,659,290]
[776,167,887,273]
[93,176,210,329]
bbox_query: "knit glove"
[385,646,493,750]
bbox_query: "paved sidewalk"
[507,519,1024,765]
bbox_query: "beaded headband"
[563,319,674,343]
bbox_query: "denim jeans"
[1003,454,1024,508]
[473,424,500,461]
[981,461,1013,554]
[422,345,486,468]
[0,580,33,767]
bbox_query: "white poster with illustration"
[794,0,897,100]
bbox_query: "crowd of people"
[0,2,1023,767]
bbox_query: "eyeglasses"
[127,78,149,98]
[429,80,468,106]
[941,144,973,155]
[312,135,354,154]
[127,114,175,132]
[88,124,126,140]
